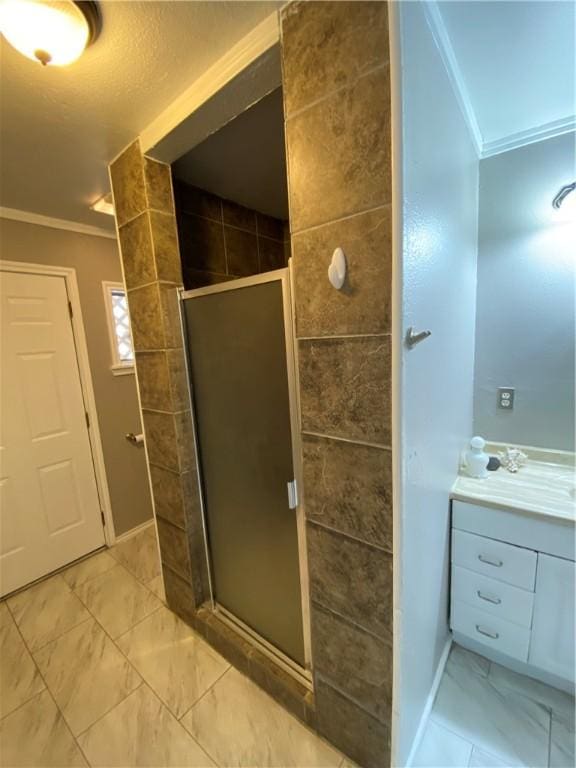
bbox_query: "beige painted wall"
[0,217,153,536]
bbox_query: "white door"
[529,553,575,683]
[0,270,105,596]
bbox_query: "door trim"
[0,260,115,545]
[179,268,313,678]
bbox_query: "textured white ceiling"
[437,1,576,147]
[0,0,280,229]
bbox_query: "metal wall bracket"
[405,326,432,348]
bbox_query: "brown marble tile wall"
[281,2,393,765]
[174,179,289,289]
[110,141,313,729]
[109,140,210,614]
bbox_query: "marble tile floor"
[413,644,575,768]
[0,526,347,768]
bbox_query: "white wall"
[394,2,479,763]
[474,133,576,451]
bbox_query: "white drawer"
[452,500,575,561]
[451,565,534,628]
[452,529,537,590]
[450,600,530,662]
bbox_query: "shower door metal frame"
[178,267,312,686]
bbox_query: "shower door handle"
[287,480,298,510]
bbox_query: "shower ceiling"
[172,88,289,221]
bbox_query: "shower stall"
[179,268,311,679]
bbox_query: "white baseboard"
[405,636,453,767]
[113,518,155,546]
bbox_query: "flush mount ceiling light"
[0,0,101,66]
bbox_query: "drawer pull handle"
[477,590,502,605]
[478,554,503,567]
[476,624,499,640]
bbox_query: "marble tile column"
[109,140,209,621]
[109,140,314,725]
[281,3,393,765]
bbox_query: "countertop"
[451,444,576,523]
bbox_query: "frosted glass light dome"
[0,0,97,66]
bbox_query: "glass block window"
[110,289,133,361]
[102,282,134,374]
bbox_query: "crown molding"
[0,207,116,239]
[423,1,483,156]
[481,115,576,158]
[423,2,575,161]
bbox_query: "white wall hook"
[328,247,346,290]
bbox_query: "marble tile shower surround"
[281,2,393,766]
[0,538,349,768]
[174,179,289,289]
[110,2,393,763]
[110,140,315,737]
[110,141,210,620]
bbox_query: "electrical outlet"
[498,387,515,410]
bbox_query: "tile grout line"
[36,605,144,723]
[290,201,392,238]
[0,686,48,725]
[179,209,285,244]
[301,429,392,451]
[107,533,163,590]
[221,201,229,275]
[4,599,94,766]
[72,564,164,648]
[0,606,49,724]
[72,680,146,743]
[306,518,393,555]
[118,206,175,231]
[285,60,389,122]
[310,599,392,645]
[177,664,232,723]
[92,565,231,767]
[176,666,232,768]
[64,582,170,746]
[298,333,392,341]
[5,580,94,654]
[112,603,165,645]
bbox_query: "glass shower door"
[181,271,305,667]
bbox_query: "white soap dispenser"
[465,436,490,479]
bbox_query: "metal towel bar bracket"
[405,327,432,348]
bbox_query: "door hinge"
[85,411,90,429]
[100,510,106,526]
[68,300,73,319]
[287,479,298,510]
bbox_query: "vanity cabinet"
[450,500,575,689]
[529,554,575,681]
